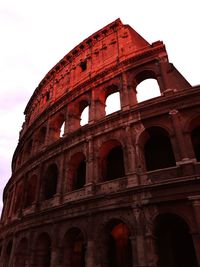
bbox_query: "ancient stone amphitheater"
[0,19,200,267]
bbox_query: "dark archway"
[99,140,125,182]
[34,233,51,267]
[75,160,86,189]
[155,213,198,267]
[38,127,47,145]
[104,219,132,267]
[15,238,28,267]
[144,127,176,171]
[191,126,200,161]
[106,146,125,180]
[43,164,58,200]
[69,153,86,191]
[62,228,86,267]
[4,241,12,267]
[24,175,37,207]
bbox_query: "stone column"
[86,138,94,184]
[144,230,158,267]
[55,155,64,202]
[8,184,16,219]
[120,72,130,111]
[8,235,16,267]
[129,236,138,267]
[50,245,60,267]
[188,196,200,266]
[85,239,95,267]
[169,109,189,161]
[91,87,105,121]
[127,80,138,107]
[124,125,139,187]
[85,138,95,195]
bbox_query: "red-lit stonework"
[0,18,200,267]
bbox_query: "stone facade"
[0,18,200,267]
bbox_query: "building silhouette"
[0,19,200,267]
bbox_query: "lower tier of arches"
[1,203,200,267]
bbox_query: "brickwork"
[0,19,200,267]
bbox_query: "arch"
[97,219,132,267]
[4,240,13,267]
[24,174,37,207]
[142,126,176,171]
[38,126,47,145]
[23,138,33,160]
[34,233,51,267]
[99,140,125,181]
[60,121,65,137]
[189,116,200,161]
[135,70,161,103]
[68,152,86,191]
[43,163,58,200]
[61,227,86,267]
[154,213,198,267]
[49,113,65,141]
[191,126,200,161]
[80,105,89,126]
[105,91,121,115]
[14,181,24,214]
[15,238,28,267]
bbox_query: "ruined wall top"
[23,18,167,129]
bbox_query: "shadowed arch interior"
[34,233,51,267]
[15,238,28,267]
[69,153,86,191]
[99,140,125,181]
[155,213,198,267]
[143,127,176,171]
[191,126,200,161]
[43,164,58,200]
[104,219,132,267]
[62,228,85,267]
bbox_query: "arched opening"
[34,233,51,267]
[104,219,132,267]
[14,181,24,214]
[105,92,121,115]
[38,127,47,145]
[191,126,200,161]
[136,78,161,102]
[60,121,65,137]
[43,164,58,200]
[99,140,125,182]
[155,213,198,267]
[4,241,12,267]
[15,238,28,267]
[144,127,176,171]
[80,106,89,126]
[23,139,33,161]
[69,153,86,191]
[24,175,37,207]
[49,113,65,141]
[62,228,85,267]
[106,146,125,180]
[75,160,86,189]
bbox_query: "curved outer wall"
[0,19,200,267]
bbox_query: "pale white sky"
[0,0,200,211]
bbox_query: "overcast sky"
[0,0,200,212]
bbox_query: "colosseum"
[0,18,200,267]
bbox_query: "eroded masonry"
[0,19,200,267]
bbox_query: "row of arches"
[17,77,161,168]
[8,123,200,214]
[2,213,198,267]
